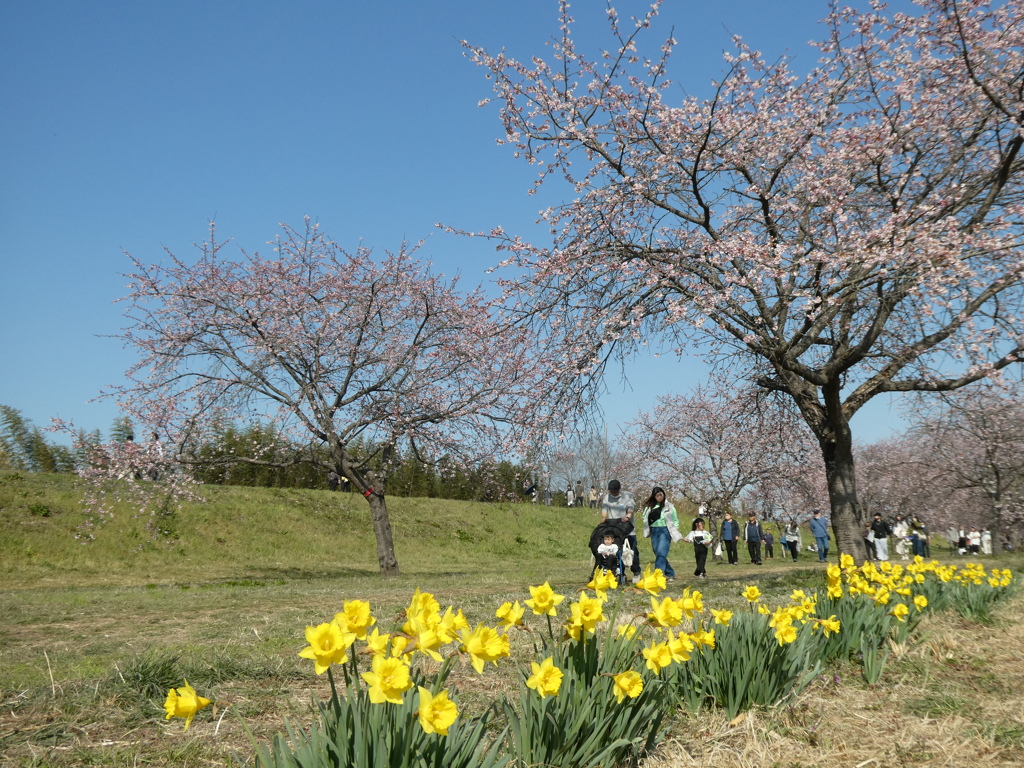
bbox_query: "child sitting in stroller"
[596,532,619,572]
[589,518,633,584]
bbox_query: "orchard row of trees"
[52,1,1024,574]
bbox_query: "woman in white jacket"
[641,486,684,581]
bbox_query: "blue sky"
[1,0,904,444]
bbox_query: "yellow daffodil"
[495,600,526,629]
[648,595,683,628]
[642,641,674,674]
[526,656,564,697]
[163,680,211,732]
[775,623,798,645]
[362,655,414,704]
[816,615,840,636]
[790,589,807,602]
[416,687,458,735]
[678,589,703,618]
[840,553,856,570]
[334,599,376,640]
[525,582,565,616]
[890,603,909,622]
[569,592,606,635]
[564,621,583,642]
[407,589,441,620]
[710,608,733,626]
[390,635,412,659]
[587,569,618,598]
[364,627,390,656]
[612,670,644,703]
[403,611,445,662]
[757,603,771,615]
[617,623,638,639]
[436,607,467,644]
[634,565,667,595]
[299,620,356,674]
[666,629,694,662]
[742,585,761,603]
[691,628,715,649]
[460,624,510,673]
[913,594,928,611]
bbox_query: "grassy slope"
[0,470,600,588]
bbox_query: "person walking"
[869,512,893,561]
[809,509,830,562]
[720,511,740,565]
[641,486,683,581]
[893,515,910,560]
[909,517,927,557]
[601,480,640,583]
[763,530,775,559]
[683,518,714,578]
[981,528,993,555]
[743,513,765,565]
[782,520,801,561]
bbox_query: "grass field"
[2,470,1023,767]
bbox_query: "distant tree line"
[182,419,530,501]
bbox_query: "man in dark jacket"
[743,513,765,565]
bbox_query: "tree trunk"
[818,415,868,564]
[338,449,400,577]
[366,492,400,577]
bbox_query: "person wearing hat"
[601,480,640,583]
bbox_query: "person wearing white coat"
[641,486,684,581]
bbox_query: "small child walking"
[682,519,714,578]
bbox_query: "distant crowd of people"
[587,480,1014,583]
[589,481,842,584]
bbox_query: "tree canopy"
[467,0,1024,559]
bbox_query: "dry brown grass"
[644,596,1024,768]
[5,595,1023,767]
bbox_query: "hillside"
[0,471,601,589]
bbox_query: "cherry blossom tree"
[906,386,1024,533]
[622,379,820,537]
[108,220,544,575]
[467,0,1024,560]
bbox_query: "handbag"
[620,539,634,568]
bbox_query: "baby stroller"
[589,518,634,585]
